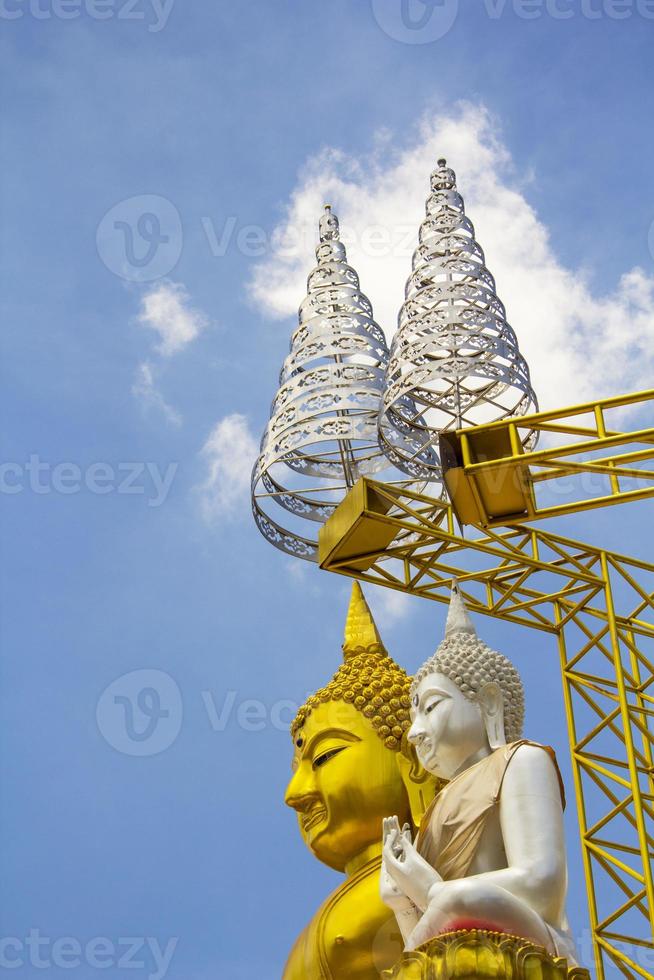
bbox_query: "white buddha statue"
[381,582,579,966]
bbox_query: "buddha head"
[285,582,433,873]
[408,582,525,780]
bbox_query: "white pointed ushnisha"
[444,581,477,638]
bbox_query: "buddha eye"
[425,700,441,714]
[312,746,346,770]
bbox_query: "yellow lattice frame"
[439,388,654,528]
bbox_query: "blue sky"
[1,1,653,977]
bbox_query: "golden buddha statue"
[283,582,438,980]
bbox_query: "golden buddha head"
[285,582,432,873]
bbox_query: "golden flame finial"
[343,581,385,659]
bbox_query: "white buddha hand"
[381,816,442,912]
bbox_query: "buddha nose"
[407,719,425,746]
[284,765,319,813]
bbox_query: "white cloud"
[287,560,309,583]
[132,279,210,425]
[197,414,258,521]
[131,361,182,428]
[367,586,413,630]
[137,280,209,357]
[248,103,654,411]
[286,559,323,598]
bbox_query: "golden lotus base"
[382,930,590,979]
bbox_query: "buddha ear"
[395,735,444,831]
[479,681,507,750]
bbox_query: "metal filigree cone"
[252,206,402,560]
[379,158,539,477]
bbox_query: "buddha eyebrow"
[304,729,360,756]
[418,687,450,705]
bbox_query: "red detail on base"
[440,919,509,934]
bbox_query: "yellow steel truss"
[439,388,654,528]
[318,477,654,979]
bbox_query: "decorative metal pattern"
[379,158,539,477]
[252,206,400,560]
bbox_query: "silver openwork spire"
[251,206,394,560]
[379,158,538,476]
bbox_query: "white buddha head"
[408,583,525,780]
